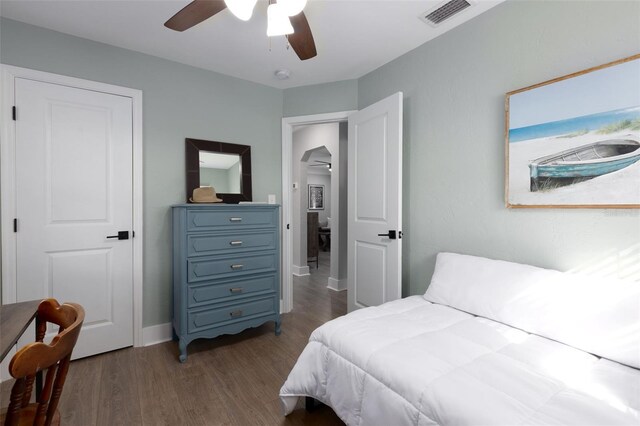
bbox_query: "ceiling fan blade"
[165,0,227,32]
[288,12,317,60]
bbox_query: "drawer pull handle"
[229,241,243,246]
[229,310,243,318]
[229,287,243,293]
[230,264,244,270]
[229,217,243,222]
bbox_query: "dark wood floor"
[1,251,347,425]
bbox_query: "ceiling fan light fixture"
[225,0,257,21]
[267,3,294,37]
[278,0,307,17]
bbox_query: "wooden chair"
[2,299,84,426]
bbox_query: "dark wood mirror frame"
[185,138,252,204]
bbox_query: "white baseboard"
[327,277,347,291]
[292,264,310,276]
[142,322,173,347]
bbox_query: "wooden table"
[0,299,41,362]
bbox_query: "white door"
[14,78,134,358]
[347,92,403,312]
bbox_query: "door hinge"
[12,106,16,121]
[13,218,18,232]
[286,224,290,230]
[132,230,135,238]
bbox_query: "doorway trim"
[281,111,355,313]
[0,64,145,347]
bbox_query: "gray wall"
[0,18,283,327]
[283,79,358,117]
[358,0,640,297]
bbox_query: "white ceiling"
[0,0,504,89]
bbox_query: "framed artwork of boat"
[505,54,640,208]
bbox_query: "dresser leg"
[178,339,188,363]
[275,319,282,336]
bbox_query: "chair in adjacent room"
[2,299,85,426]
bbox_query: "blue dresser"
[172,204,281,362]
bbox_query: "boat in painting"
[529,136,640,192]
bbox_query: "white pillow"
[425,252,640,369]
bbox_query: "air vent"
[420,0,472,26]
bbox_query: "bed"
[280,252,640,425]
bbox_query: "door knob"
[106,231,129,240]
[377,230,397,240]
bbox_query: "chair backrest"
[5,299,84,426]
[307,212,319,258]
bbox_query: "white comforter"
[280,296,640,425]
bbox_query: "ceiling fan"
[310,160,331,171]
[164,0,317,60]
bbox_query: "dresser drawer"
[187,252,277,283]
[187,208,277,231]
[187,296,278,333]
[187,230,277,257]
[187,274,277,308]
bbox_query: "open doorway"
[291,124,346,289]
[281,111,354,313]
[305,147,332,269]
[282,93,403,314]
[290,146,333,296]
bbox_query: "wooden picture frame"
[505,54,640,209]
[308,184,324,210]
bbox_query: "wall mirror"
[185,138,252,203]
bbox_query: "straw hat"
[190,186,223,203]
